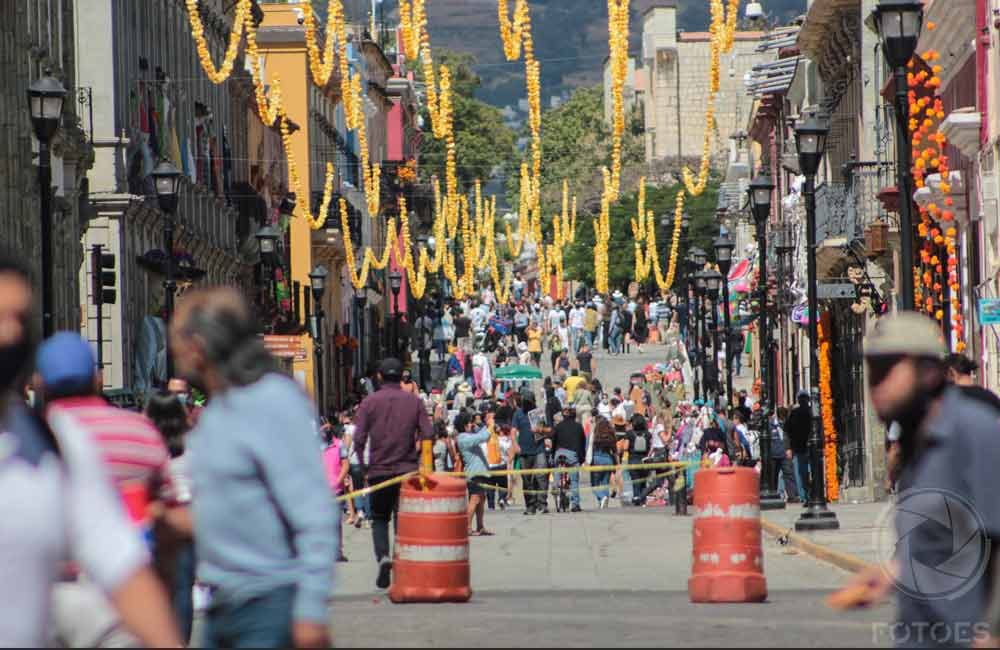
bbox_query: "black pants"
[369,478,403,562]
[484,467,506,508]
[520,451,549,511]
[774,456,798,501]
[630,467,650,500]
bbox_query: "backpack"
[632,431,649,455]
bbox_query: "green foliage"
[563,179,722,293]
[416,49,516,192]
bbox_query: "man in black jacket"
[784,391,812,502]
[553,407,585,512]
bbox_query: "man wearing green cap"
[833,312,1000,647]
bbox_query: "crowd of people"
[10,233,1000,648]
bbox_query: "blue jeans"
[609,330,623,354]
[793,452,810,502]
[202,584,296,648]
[350,464,369,516]
[570,327,583,354]
[554,449,581,508]
[173,544,196,644]
[591,450,613,503]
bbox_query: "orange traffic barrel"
[688,466,767,603]
[389,473,472,603]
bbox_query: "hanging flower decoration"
[186,0,252,83]
[818,318,839,502]
[908,49,963,350]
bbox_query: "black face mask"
[0,340,32,394]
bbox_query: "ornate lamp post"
[794,111,840,530]
[28,73,67,337]
[255,224,279,327]
[309,264,329,417]
[872,0,923,310]
[694,270,709,402]
[415,233,431,389]
[151,160,183,324]
[714,233,736,408]
[704,269,723,405]
[389,270,403,358]
[354,284,368,380]
[684,252,699,397]
[748,173,785,510]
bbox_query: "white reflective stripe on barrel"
[399,496,468,514]
[396,544,470,562]
[692,503,760,519]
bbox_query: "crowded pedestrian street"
[6,0,1000,647]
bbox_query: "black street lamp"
[389,270,403,358]
[794,112,839,530]
[255,224,280,329]
[714,233,736,409]
[684,252,699,398]
[748,174,785,511]
[151,160,183,325]
[872,0,923,310]
[694,270,709,402]
[309,264,329,417]
[28,73,67,337]
[414,234,431,390]
[704,269,723,405]
[354,285,368,381]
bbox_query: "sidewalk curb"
[760,517,873,574]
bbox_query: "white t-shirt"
[557,325,570,351]
[549,309,565,330]
[651,420,667,449]
[569,308,585,329]
[0,404,148,647]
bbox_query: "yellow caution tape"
[336,460,694,502]
[471,466,687,496]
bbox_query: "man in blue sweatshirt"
[170,288,336,648]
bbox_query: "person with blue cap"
[36,332,191,646]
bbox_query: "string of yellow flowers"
[399,0,461,238]
[185,0,252,83]
[498,0,542,208]
[340,198,398,288]
[817,318,839,502]
[300,2,380,218]
[186,1,361,231]
[681,0,739,197]
[594,0,631,293]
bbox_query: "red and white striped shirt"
[47,396,176,521]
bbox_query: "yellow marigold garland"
[185,0,252,83]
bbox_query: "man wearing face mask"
[0,252,181,647]
[831,312,1000,648]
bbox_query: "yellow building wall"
[258,4,315,397]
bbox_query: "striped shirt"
[46,397,175,519]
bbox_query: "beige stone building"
[636,1,768,164]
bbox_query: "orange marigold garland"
[818,317,839,502]
[908,49,964,350]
